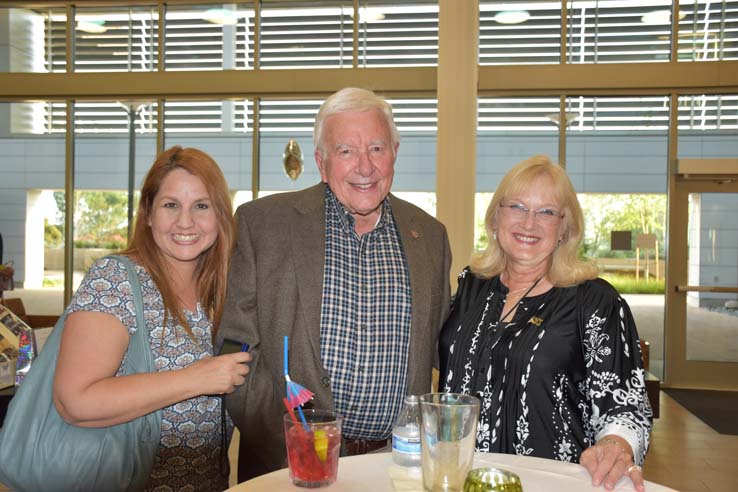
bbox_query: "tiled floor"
[3,391,736,491]
[643,392,738,492]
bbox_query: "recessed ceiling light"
[203,8,239,25]
[641,9,686,25]
[493,10,530,25]
[77,20,107,34]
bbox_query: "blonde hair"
[313,87,399,158]
[471,155,598,287]
[123,146,235,339]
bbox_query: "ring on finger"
[627,464,642,474]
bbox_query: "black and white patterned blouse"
[439,267,652,465]
[68,256,231,492]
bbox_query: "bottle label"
[392,434,421,455]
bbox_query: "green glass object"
[463,468,523,492]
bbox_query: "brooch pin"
[529,316,544,327]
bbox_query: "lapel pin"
[410,230,420,239]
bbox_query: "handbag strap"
[106,255,162,445]
[107,255,155,377]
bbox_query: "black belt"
[342,438,388,456]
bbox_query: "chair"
[640,339,660,419]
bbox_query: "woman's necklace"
[506,284,532,295]
[498,275,543,324]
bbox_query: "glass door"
[665,176,738,389]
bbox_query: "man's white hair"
[313,87,400,158]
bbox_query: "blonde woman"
[439,155,652,492]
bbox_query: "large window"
[580,192,667,378]
[0,7,65,73]
[480,0,738,64]
[677,94,738,129]
[70,99,155,272]
[357,1,438,67]
[4,1,738,76]
[75,6,158,72]
[260,1,352,69]
[165,3,254,70]
[568,95,668,379]
[565,2,675,63]
[479,1,562,65]
[679,0,738,61]
[475,97,560,247]
[163,98,253,201]
[566,96,670,131]
[0,101,66,304]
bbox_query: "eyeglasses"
[499,202,564,225]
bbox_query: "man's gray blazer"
[218,183,451,481]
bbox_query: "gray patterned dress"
[67,256,231,492]
[439,267,652,465]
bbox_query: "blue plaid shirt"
[320,187,412,440]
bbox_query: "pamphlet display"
[0,303,37,389]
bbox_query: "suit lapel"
[390,195,432,392]
[290,184,326,364]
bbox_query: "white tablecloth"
[229,452,677,491]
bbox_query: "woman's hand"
[185,351,252,395]
[54,312,253,427]
[580,435,644,492]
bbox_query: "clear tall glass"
[419,393,480,492]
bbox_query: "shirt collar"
[325,185,392,234]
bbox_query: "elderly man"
[218,87,451,481]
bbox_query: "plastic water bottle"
[392,395,422,467]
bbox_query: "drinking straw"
[283,336,310,430]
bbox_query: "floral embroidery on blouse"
[439,268,652,466]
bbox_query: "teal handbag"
[0,255,162,492]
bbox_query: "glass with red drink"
[283,409,343,488]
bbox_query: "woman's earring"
[492,230,497,241]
